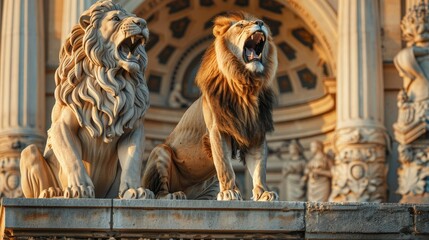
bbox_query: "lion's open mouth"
[243,31,265,63]
[118,34,146,61]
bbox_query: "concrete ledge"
[1,199,429,239]
[113,200,304,238]
[1,198,111,238]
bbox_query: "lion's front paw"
[252,187,278,201]
[217,189,242,201]
[120,187,155,199]
[63,185,95,198]
[39,187,63,198]
[157,191,187,200]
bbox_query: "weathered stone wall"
[1,199,428,239]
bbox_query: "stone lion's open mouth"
[118,34,146,62]
[243,31,265,63]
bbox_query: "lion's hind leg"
[20,144,62,198]
[142,144,186,200]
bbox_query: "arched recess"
[122,0,338,190]
[120,0,338,74]
[117,0,338,198]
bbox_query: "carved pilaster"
[394,1,429,203]
[0,0,46,197]
[61,0,96,43]
[331,0,388,202]
[330,128,388,202]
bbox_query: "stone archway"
[127,0,337,109]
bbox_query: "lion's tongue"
[246,47,258,61]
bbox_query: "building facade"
[0,0,424,203]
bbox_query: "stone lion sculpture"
[142,12,278,201]
[20,0,152,199]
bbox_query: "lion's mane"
[54,1,149,143]
[196,12,277,154]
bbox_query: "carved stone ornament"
[281,140,307,201]
[0,157,22,198]
[303,141,332,202]
[19,0,153,199]
[329,128,388,202]
[168,83,192,108]
[396,143,429,202]
[394,0,429,203]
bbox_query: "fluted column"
[61,0,96,44]
[0,0,45,198]
[329,0,388,202]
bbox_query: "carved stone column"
[394,1,429,203]
[0,0,46,198]
[329,0,388,202]
[61,0,96,43]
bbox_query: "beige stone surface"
[304,141,332,202]
[394,1,429,203]
[281,141,307,201]
[331,0,388,202]
[19,0,151,199]
[0,0,46,198]
[2,198,428,239]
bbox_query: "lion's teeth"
[136,54,141,60]
[258,53,262,58]
[131,36,135,44]
[251,35,254,40]
[262,36,265,41]
[127,52,132,59]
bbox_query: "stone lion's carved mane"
[55,1,149,143]
[196,12,276,154]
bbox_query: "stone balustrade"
[1,199,428,239]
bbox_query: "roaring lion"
[142,12,278,201]
[20,0,152,199]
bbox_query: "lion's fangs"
[244,31,265,63]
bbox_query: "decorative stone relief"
[394,1,429,203]
[303,141,332,202]
[0,157,22,198]
[281,140,307,201]
[168,83,192,108]
[329,128,388,202]
[19,0,152,199]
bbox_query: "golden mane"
[54,2,149,143]
[196,12,277,152]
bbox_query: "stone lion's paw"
[121,187,155,199]
[38,187,63,198]
[217,189,242,201]
[254,191,279,201]
[158,191,187,200]
[63,185,95,198]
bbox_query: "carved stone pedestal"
[329,128,387,202]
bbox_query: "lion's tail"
[141,144,174,195]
